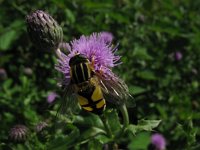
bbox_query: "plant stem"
[115,103,129,139]
[120,103,129,129]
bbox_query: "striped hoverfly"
[57,52,135,115]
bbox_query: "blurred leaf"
[87,138,103,150]
[47,128,80,150]
[128,132,150,150]
[137,70,157,80]
[0,20,24,51]
[129,85,148,95]
[109,12,130,24]
[0,30,17,50]
[83,1,113,10]
[64,9,75,23]
[133,45,153,60]
[95,134,112,144]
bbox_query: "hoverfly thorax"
[69,54,92,84]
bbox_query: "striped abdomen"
[77,80,106,114]
[70,62,92,84]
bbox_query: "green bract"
[26,10,63,50]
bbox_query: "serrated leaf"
[127,120,161,135]
[137,120,161,131]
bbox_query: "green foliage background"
[0,0,200,149]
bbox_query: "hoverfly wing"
[96,72,135,107]
[55,83,79,121]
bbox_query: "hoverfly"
[57,52,134,115]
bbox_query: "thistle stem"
[115,104,129,139]
[120,104,129,129]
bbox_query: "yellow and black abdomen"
[77,81,106,114]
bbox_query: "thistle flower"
[55,32,120,85]
[26,10,63,50]
[47,92,58,103]
[35,121,48,133]
[9,125,29,142]
[150,133,166,150]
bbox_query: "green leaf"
[133,45,153,60]
[127,119,161,135]
[137,120,161,131]
[106,110,121,134]
[77,127,106,144]
[65,9,75,23]
[0,20,24,51]
[95,134,112,144]
[73,113,104,129]
[49,111,72,124]
[137,71,157,80]
[0,30,17,50]
[129,85,148,95]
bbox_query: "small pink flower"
[151,133,166,150]
[174,51,182,61]
[47,92,58,103]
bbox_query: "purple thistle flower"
[47,92,58,103]
[174,51,182,61]
[55,32,121,86]
[151,133,166,150]
[99,31,114,43]
[9,125,29,142]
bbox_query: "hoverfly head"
[69,53,89,67]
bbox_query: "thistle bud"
[35,121,48,133]
[9,125,29,142]
[26,10,63,50]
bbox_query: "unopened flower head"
[35,121,48,133]
[26,10,63,50]
[151,133,166,150]
[55,32,121,85]
[9,125,29,142]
